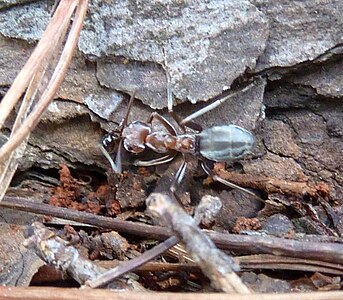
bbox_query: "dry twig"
[2,287,343,300]
[146,192,251,294]
[3,196,343,265]
[24,222,145,291]
[0,0,88,201]
[214,167,329,198]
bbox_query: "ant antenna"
[119,91,137,134]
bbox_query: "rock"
[253,0,343,69]
[0,0,34,10]
[242,272,291,293]
[27,115,106,170]
[257,82,343,200]
[214,189,262,231]
[244,152,306,181]
[263,83,316,109]
[85,92,124,121]
[97,58,168,109]
[81,0,269,105]
[291,60,343,98]
[289,111,327,145]
[58,52,123,107]
[262,120,300,158]
[42,100,89,123]
[0,35,33,85]
[0,1,49,41]
[262,213,295,236]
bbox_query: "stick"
[2,286,343,300]
[3,196,343,265]
[146,192,251,294]
[24,222,145,291]
[86,236,179,288]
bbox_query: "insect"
[100,78,259,198]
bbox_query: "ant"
[100,76,259,200]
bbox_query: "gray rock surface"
[96,58,167,109]
[81,0,269,105]
[0,1,49,41]
[0,0,342,203]
[0,35,33,85]
[253,0,343,69]
[262,214,295,236]
[291,60,343,98]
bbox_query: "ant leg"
[168,158,189,204]
[147,112,177,136]
[118,91,137,133]
[100,91,136,173]
[134,151,177,167]
[165,71,203,132]
[200,161,264,203]
[180,80,258,126]
[100,140,123,174]
[170,159,188,196]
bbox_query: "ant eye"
[102,134,113,148]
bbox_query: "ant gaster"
[101,78,258,198]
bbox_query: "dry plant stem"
[2,287,343,300]
[24,222,144,291]
[99,257,343,275]
[0,0,88,162]
[24,222,105,284]
[0,0,77,201]
[0,0,88,202]
[147,192,251,294]
[0,0,77,130]
[215,170,322,197]
[3,196,343,265]
[86,236,179,288]
[236,254,343,275]
[33,255,343,285]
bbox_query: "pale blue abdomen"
[196,124,255,162]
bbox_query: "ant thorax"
[122,121,151,153]
[146,132,196,154]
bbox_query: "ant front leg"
[100,139,123,174]
[100,91,137,174]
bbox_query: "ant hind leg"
[200,161,264,203]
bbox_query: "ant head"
[102,131,121,153]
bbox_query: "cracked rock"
[0,1,50,41]
[253,0,343,69]
[81,0,269,106]
[262,120,300,158]
[291,59,343,98]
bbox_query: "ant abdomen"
[196,124,255,162]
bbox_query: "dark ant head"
[102,131,121,153]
